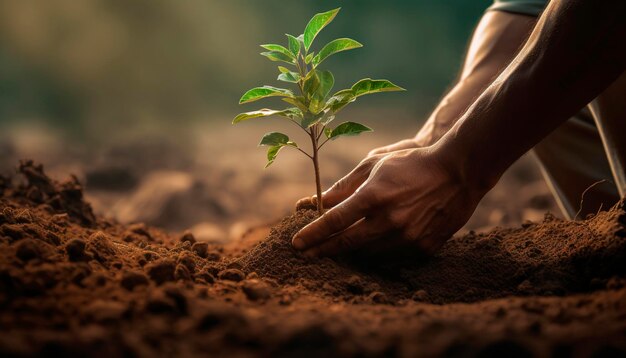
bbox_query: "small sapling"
[233,8,405,215]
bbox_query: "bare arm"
[371,11,536,155]
[436,0,626,191]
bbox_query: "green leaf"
[259,132,291,146]
[323,79,404,112]
[303,8,340,51]
[239,86,294,104]
[282,97,308,112]
[277,66,290,74]
[260,44,295,61]
[309,70,334,114]
[265,146,283,168]
[277,71,301,83]
[331,89,353,97]
[261,51,295,64]
[283,107,304,120]
[296,34,305,50]
[233,109,285,124]
[261,133,298,168]
[260,108,302,121]
[316,70,334,99]
[286,34,300,57]
[313,38,363,65]
[303,70,320,98]
[305,53,314,64]
[301,112,325,128]
[350,78,405,97]
[232,108,301,124]
[325,92,355,113]
[328,122,372,140]
[324,127,332,138]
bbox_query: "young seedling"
[233,8,405,215]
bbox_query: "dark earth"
[1,161,626,357]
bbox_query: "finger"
[321,160,376,208]
[303,217,384,257]
[292,191,373,250]
[368,139,417,157]
[368,147,390,157]
[296,158,378,211]
[295,196,317,211]
[368,146,394,156]
[295,194,332,212]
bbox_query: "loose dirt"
[1,161,626,357]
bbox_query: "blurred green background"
[0,0,492,140]
[0,0,559,236]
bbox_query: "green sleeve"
[487,0,548,17]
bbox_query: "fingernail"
[292,236,305,250]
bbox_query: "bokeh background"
[0,0,557,241]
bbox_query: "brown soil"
[2,161,626,357]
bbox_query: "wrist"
[428,134,502,197]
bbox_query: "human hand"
[295,137,424,211]
[292,148,485,257]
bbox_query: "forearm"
[435,0,626,191]
[415,72,495,146]
[416,12,536,146]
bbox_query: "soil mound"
[239,206,626,304]
[3,160,97,226]
[237,210,408,302]
[2,161,626,357]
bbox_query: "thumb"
[295,157,377,211]
[322,157,378,207]
[294,178,353,211]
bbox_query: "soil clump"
[1,161,626,357]
[239,206,626,304]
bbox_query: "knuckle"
[337,179,350,191]
[330,178,348,193]
[361,156,376,165]
[359,156,378,170]
[359,188,382,205]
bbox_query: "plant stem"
[310,126,323,215]
[299,53,322,214]
[318,137,330,150]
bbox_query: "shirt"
[488,0,548,17]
